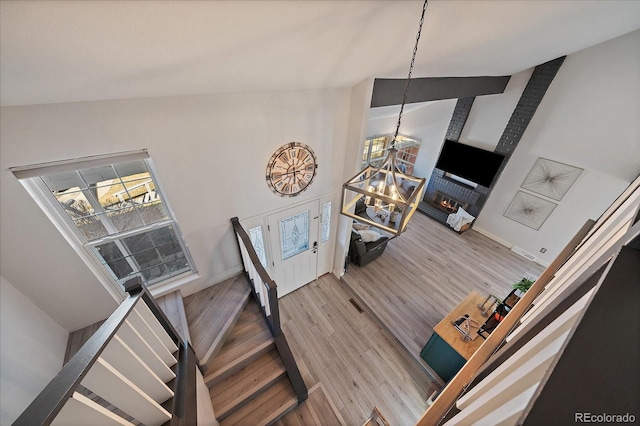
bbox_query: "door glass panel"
[321,202,331,243]
[279,211,309,260]
[249,226,268,268]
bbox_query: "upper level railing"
[13,277,197,426]
[231,216,307,403]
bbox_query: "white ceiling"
[1,0,639,107]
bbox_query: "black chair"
[355,197,367,216]
[349,229,389,267]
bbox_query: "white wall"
[0,88,352,328]
[475,30,640,264]
[365,68,532,187]
[334,78,375,276]
[460,68,533,151]
[0,275,68,425]
[367,99,457,180]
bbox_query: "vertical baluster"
[263,281,271,317]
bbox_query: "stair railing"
[231,217,308,403]
[12,277,197,426]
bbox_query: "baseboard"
[472,226,513,249]
[150,272,201,298]
[473,226,550,267]
[178,266,244,298]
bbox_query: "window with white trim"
[12,150,196,289]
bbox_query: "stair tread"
[234,298,262,324]
[207,299,273,372]
[221,299,268,345]
[210,349,286,418]
[204,337,275,387]
[209,326,273,370]
[184,275,251,362]
[219,376,298,426]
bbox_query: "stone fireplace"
[432,191,468,214]
[418,169,487,226]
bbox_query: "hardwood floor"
[341,212,545,380]
[279,274,439,426]
[183,274,250,365]
[273,383,346,426]
[61,212,545,425]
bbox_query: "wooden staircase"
[184,276,300,425]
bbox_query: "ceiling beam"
[370,76,511,108]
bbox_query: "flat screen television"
[435,140,505,187]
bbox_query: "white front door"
[267,200,320,297]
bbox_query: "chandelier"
[340,0,428,236]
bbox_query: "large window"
[12,150,196,289]
[362,134,422,173]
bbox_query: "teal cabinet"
[420,333,466,382]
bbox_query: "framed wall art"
[504,191,557,230]
[521,157,583,201]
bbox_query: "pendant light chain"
[391,0,429,148]
[340,0,429,237]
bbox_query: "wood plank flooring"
[183,274,250,364]
[61,211,544,425]
[273,383,346,426]
[341,212,545,379]
[279,274,439,426]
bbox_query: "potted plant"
[513,278,535,296]
[502,278,535,307]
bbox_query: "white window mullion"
[113,239,142,282]
[76,172,120,235]
[12,152,197,293]
[86,219,175,246]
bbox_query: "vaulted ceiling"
[1,0,639,107]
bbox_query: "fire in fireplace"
[432,191,468,214]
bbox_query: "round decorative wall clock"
[266,142,318,197]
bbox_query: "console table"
[420,291,486,382]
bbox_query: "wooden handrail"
[231,217,276,291]
[274,334,308,403]
[13,277,196,426]
[170,342,198,426]
[231,216,280,333]
[416,219,594,425]
[12,289,142,426]
[230,216,307,404]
